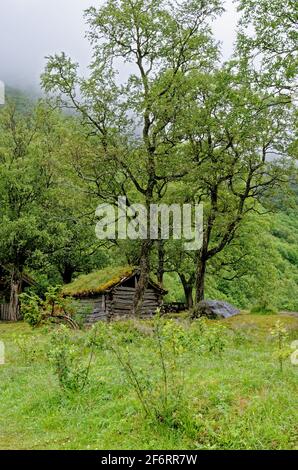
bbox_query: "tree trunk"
[133,238,153,316]
[157,239,165,287]
[179,273,194,310]
[8,272,22,322]
[195,255,207,304]
[184,284,194,309]
[61,264,75,284]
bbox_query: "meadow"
[0,313,297,450]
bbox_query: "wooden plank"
[112,296,132,302]
[115,286,136,292]
[112,306,155,313]
[112,297,158,305]
[113,293,158,300]
[112,302,158,310]
[115,286,157,293]
[113,306,132,312]
[113,307,133,312]
[112,298,133,304]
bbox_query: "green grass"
[0,313,297,450]
[62,265,134,297]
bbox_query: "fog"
[0,0,238,92]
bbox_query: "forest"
[0,0,297,452]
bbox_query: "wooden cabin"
[63,266,166,324]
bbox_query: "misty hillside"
[4,85,38,111]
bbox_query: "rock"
[192,300,240,319]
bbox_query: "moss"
[63,266,135,298]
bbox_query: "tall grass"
[0,314,297,450]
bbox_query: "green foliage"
[190,319,229,355]
[12,333,41,364]
[0,0,297,450]
[87,312,228,429]
[270,320,292,372]
[1,314,298,449]
[1,0,297,315]
[5,87,36,112]
[158,272,186,304]
[107,313,192,427]
[20,286,80,329]
[250,303,277,315]
[237,0,298,91]
[1,0,297,329]
[46,325,90,392]
[0,102,60,276]
[19,292,42,327]
[63,265,135,297]
[161,207,298,312]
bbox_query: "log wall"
[79,296,108,324]
[111,286,160,317]
[81,286,162,324]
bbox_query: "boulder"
[192,300,240,319]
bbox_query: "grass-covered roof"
[63,265,167,298]
[63,266,135,298]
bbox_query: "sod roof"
[63,266,166,298]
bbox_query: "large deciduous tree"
[177,67,295,303]
[0,102,60,319]
[41,0,224,314]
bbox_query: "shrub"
[12,333,41,364]
[190,319,228,355]
[250,300,277,315]
[270,320,291,372]
[19,292,42,327]
[91,312,191,427]
[46,325,90,392]
[20,286,79,329]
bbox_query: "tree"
[47,205,110,285]
[237,0,298,95]
[162,242,196,309]
[178,66,295,302]
[41,0,224,314]
[0,102,60,319]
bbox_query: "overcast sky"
[0,0,239,92]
